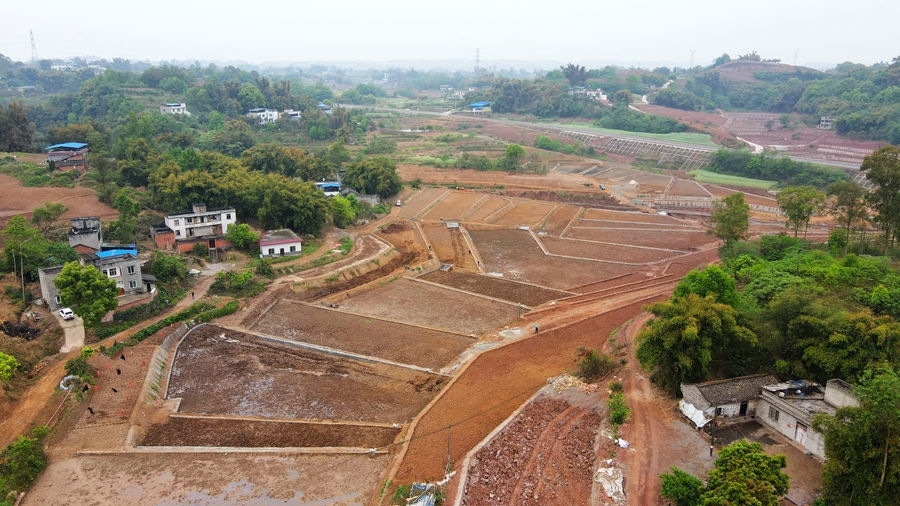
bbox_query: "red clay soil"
[0,174,118,231]
[460,397,602,505]
[141,417,400,448]
[419,270,572,307]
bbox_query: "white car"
[59,307,75,320]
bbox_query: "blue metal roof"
[468,101,492,108]
[95,249,137,258]
[45,142,88,151]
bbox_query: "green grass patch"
[541,122,717,146]
[688,169,777,189]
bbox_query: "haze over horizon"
[2,0,898,70]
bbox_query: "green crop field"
[542,122,717,146]
[688,169,777,189]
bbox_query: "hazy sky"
[2,0,897,69]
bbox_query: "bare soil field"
[418,270,572,307]
[540,205,582,236]
[460,394,604,505]
[489,200,557,227]
[24,453,389,506]
[374,220,430,266]
[168,324,446,423]
[75,347,157,429]
[462,194,512,222]
[566,227,715,251]
[582,208,684,224]
[0,174,118,230]
[668,178,713,197]
[396,186,446,218]
[248,300,472,370]
[420,222,478,271]
[141,417,400,448]
[470,228,635,289]
[397,165,599,192]
[332,277,519,335]
[421,191,484,221]
[540,235,688,263]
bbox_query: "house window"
[176,230,181,236]
[108,267,118,277]
[226,214,231,220]
[127,265,136,275]
[268,248,275,255]
[768,407,780,421]
[174,219,180,226]
[186,217,193,223]
[289,246,296,252]
[129,281,137,289]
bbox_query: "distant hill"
[706,60,824,84]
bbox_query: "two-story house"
[67,216,103,253]
[45,142,88,171]
[151,203,236,253]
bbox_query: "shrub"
[0,426,50,500]
[576,348,616,381]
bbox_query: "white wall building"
[160,102,191,115]
[259,229,303,258]
[163,203,237,240]
[247,108,280,124]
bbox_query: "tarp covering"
[408,483,436,506]
[680,398,711,428]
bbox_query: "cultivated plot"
[565,227,714,251]
[250,300,472,370]
[419,270,572,307]
[469,228,634,290]
[168,325,446,423]
[422,191,485,221]
[334,277,518,335]
[540,235,684,263]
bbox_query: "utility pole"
[30,30,38,63]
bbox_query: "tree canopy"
[52,262,118,326]
[709,193,750,249]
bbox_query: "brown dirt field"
[566,227,715,251]
[333,277,519,336]
[470,228,634,290]
[582,208,684,224]
[168,324,446,423]
[668,178,713,197]
[373,219,430,266]
[540,205,582,236]
[248,300,472,370]
[398,165,599,192]
[463,194,511,222]
[540,235,688,263]
[501,189,624,210]
[489,201,557,227]
[392,299,669,486]
[0,174,118,231]
[396,187,447,218]
[141,417,400,448]
[421,223,478,271]
[24,453,389,505]
[460,396,603,505]
[573,219,703,230]
[74,347,156,429]
[421,191,484,221]
[418,270,572,307]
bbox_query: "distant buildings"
[160,102,191,115]
[468,101,492,113]
[246,108,280,124]
[44,142,88,171]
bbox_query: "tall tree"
[776,186,826,238]
[813,367,900,505]
[861,146,900,252]
[30,202,68,234]
[709,192,750,249]
[700,440,789,505]
[636,294,757,395]
[502,144,526,171]
[827,180,870,255]
[53,262,118,326]
[560,63,588,86]
[0,101,35,152]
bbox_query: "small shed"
[259,229,302,259]
[680,374,778,428]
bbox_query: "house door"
[739,402,748,416]
[795,423,808,446]
[280,248,285,256]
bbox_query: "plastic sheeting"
[679,399,711,428]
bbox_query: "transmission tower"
[475,48,481,75]
[30,30,38,62]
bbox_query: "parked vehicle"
[59,307,74,320]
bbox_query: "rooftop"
[45,142,88,151]
[681,374,779,410]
